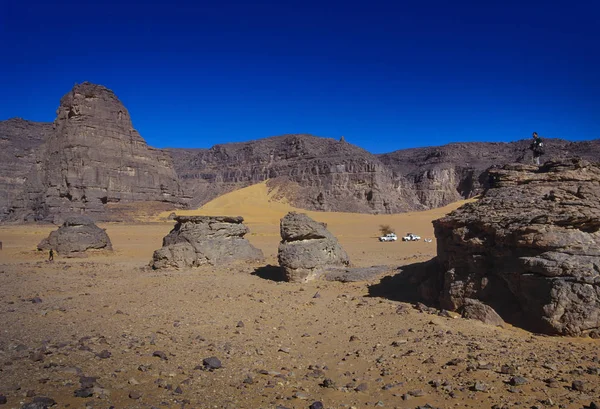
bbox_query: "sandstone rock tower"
[10,82,186,221]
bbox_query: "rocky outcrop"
[0,119,52,218]
[152,215,264,269]
[9,82,187,222]
[167,134,424,214]
[37,216,112,254]
[379,139,600,209]
[433,159,600,335]
[278,212,350,282]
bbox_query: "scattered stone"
[202,356,222,370]
[96,350,111,359]
[321,378,336,388]
[461,299,504,326]
[129,391,142,399]
[73,388,93,398]
[174,386,183,394]
[446,358,464,366]
[355,383,368,392]
[500,364,517,375]
[31,397,55,407]
[293,391,309,399]
[309,402,324,409]
[153,351,168,361]
[0,395,6,405]
[236,321,244,328]
[509,376,528,386]
[30,297,43,304]
[472,382,487,392]
[572,380,585,391]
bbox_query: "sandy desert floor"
[0,182,598,409]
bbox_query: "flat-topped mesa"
[9,82,187,222]
[152,215,264,269]
[278,212,350,282]
[37,216,112,255]
[433,158,600,335]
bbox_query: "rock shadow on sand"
[367,259,441,308]
[252,265,287,282]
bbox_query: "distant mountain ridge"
[1,82,598,221]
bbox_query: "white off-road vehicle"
[379,233,398,242]
[402,233,421,241]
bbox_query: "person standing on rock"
[529,132,544,165]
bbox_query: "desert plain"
[0,182,598,409]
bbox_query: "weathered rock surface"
[278,212,350,282]
[0,119,52,218]
[461,298,505,327]
[37,216,112,254]
[167,134,424,214]
[8,82,187,222]
[378,139,600,209]
[433,159,600,335]
[152,215,263,268]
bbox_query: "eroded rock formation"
[278,212,350,282]
[37,216,112,255]
[167,134,423,214]
[152,215,264,269]
[0,119,52,218]
[9,82,187,222]
[433,159,600,335]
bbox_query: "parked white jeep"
[402,233,421,241]
[379,233,398,242]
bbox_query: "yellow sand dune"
[158,181,473,265]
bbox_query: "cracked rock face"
[278,212,350,282]
[152,216,264,269]
[37,216,112,254]
[9,82,186,222]
[433,159,600,335]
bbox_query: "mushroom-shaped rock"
[278,212,350,282]
[152,215,264,269]
[37,216,112,255]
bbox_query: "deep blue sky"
[1,0,598,153]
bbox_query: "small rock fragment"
[310,402,324,409]
[153,351,168,360]
[572,380,585,391]
[129,391,142,399]
[202,356,222,370]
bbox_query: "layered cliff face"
[9,82,187,222]
[378,139,600,209]
[168,135,424,213]
[0,119,52,218]
[433,159,600,335]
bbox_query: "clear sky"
[1,0,598,153]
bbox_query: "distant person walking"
[529,132,544,165]
[48,249,54,262]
